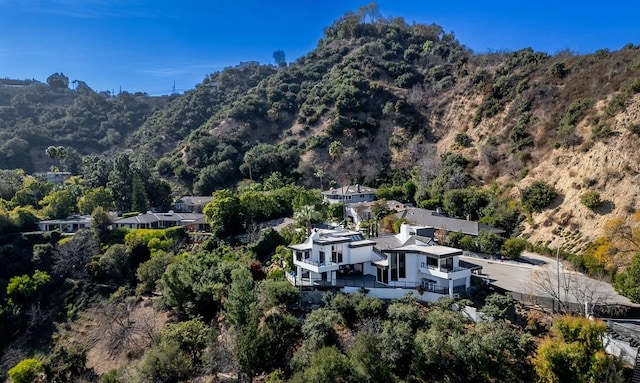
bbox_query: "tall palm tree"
[294,205,322,236]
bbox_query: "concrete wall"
[341,286,443,302]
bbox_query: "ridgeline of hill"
[2,12,640,251]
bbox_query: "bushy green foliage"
[86,244,132,284]
[453,133,472,147]
[442,187,489,220]
[135,250,175,295]
[557,98,592,147]
[259,279,299,309]
[481,293,516,320]
[614,252,640,303]
[8,358,44,383]
[203,189,245,238]
[6,270,51,307]
[163,248,248,319]
[580,190,602,209]
[502,237,528,259]
[476,230,504,256]
[521,181,557,213]
[533,316,619,383]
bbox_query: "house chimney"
[356,184,360,193]
[466,214,471,221]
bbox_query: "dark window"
[398,253,406,278]
[391,253,398,281]
[319,251,325,264]
[442,257,453,270]
[377,266,388,284]
[426,256,438,268]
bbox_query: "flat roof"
[388,244,462,257]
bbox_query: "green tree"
[481,293,516,321]
[295,346,352,383]
[225,268,256,328]
[273,49,287,67]
[108,153,133,212]
[328,140,344,161]
[7,270,51,307]
[77,187,114,214]
[502,237,528,259]
[137,341,193,383]
[614,251,640,302]
[476,230,504,256]
[91,206,113,243]
[136,251,175,295]
[8,358,44,383]
[87,244,131,284]
[521,181,557,213]
[533,316,620,383]
[294,204,322,236]
[40,189,76,219]
[46,72,70,90]
[0,169,25,200]
[349,331,395,383]
[131,174,150,213]
[203,189,245,238]
[162,249,239,318]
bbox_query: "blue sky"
[2,1,639,95]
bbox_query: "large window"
[426,256,438,268]
[319,251,325,264]
[398,253,406,278]
[442,257,453,271]
[377,266,388,284]
[390,253,406,281]
[331,245,343,263]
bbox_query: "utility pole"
[557,246,561,312]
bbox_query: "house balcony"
[419,262,471,280]
[293,258,339,274]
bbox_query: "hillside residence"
[113,211,209,231]
[397,208,505,236]
[45,171,71,184]
[288,223,480,301]
[173,196,214,213]
[38,215,92,233]
[322,184,376,204]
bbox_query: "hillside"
[3,8,640,383]
[3,11,640,251]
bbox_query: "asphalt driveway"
[462,252,636,307]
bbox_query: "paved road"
[462,252,636,307]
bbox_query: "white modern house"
[289,223,480,301]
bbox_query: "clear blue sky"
[2,1,639,95]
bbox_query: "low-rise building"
[38,215,92,233]
[173,196,214,213]
[397,208,505,236]
[322,184,376,204]
[113,211,210,231]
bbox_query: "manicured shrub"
[502,237,528,259]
